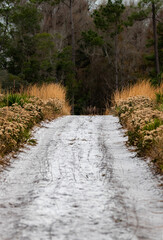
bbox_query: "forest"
[0,2,163,236]
[0,0,162,114]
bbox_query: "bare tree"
[152,2,160,78]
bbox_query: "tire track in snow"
[0,116,162,240]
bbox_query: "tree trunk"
[115,33,118,90]
[70,0,75,67]
[70,0,75,114]
[152,2,160,81]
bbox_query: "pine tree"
[128,0,163,83]
[92,0,125,90]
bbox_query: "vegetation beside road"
[0,83,70,163]
[112,81,163,173]
[0,0,162,114]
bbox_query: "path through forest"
[0,116,162,240]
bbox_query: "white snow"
[0,116,162,240]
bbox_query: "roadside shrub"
[112,93,163,173]
[0,83,71,160]
[25,83,71,116]
[156,92,163,112]
[143,118,163,131]
[156,92,163,104]
[0,100,43,156]
[2,93,29,107]
[114,80,163,103]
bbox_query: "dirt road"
[0,116,162,240]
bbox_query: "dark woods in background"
[0,0,162,114]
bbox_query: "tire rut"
[0,116,162,240]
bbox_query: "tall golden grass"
[26,83,66,101]
[25,83,71,115]
[114,80,163,103]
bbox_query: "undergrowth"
[114,80,163,102]
[2,93,29,107]
[0,83,71,161]
[112,80,163,173]
[25,83,71,116]
[156,92,163,112]
[143,118,163,131]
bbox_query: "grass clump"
[26,83,66,101]
[114,80,163,103]
[0,99,43,157]
[2,93,29,107]
[0,83,71,162]
[112,80,163,173]
[143,118,163,131]
[25,83,71,116]
[156,92,163,104]
[156,92,163,112]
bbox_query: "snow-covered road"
[0,116,162,240]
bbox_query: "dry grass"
[26,83,67,101]
[111,80,163,173]
[0,99,43,157]
[25,83,71,115]
[0,83,71,161]
[113,94,163,173]
[62,102,71,115]
[114,80,163,103]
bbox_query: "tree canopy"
[0,0,162,113]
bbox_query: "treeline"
[0,0,162,114]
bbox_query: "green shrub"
[156,92,163,111]
[128,126,142,146]
[0,102,6,108]
[157,104,163,111]
[3,93,29,107]
[143,118,163,131]
[156,92,163,104]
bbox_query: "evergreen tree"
[128,0,163,84]
[92,0,125,89]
